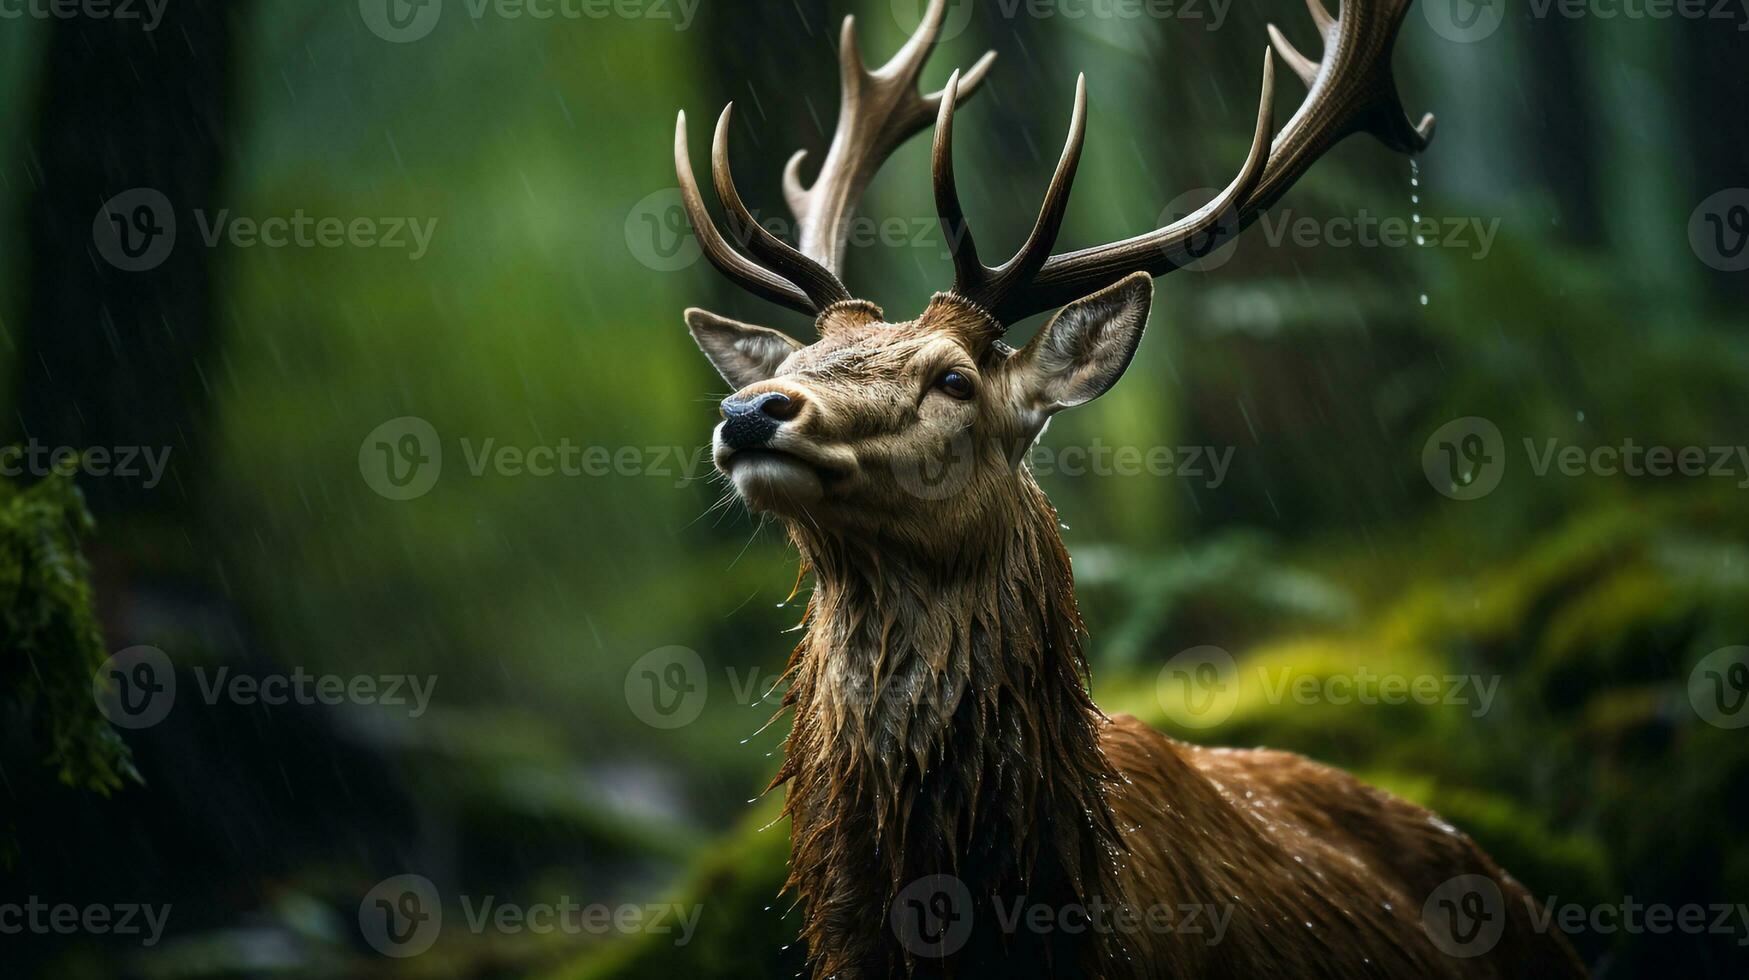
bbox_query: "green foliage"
[0,470,136,796]
[1077,530,1358,667]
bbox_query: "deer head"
[677,0,1434,555]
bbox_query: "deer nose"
[719,391,802,450]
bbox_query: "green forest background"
[2,0,1747,976]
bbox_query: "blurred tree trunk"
[13,0,248,517]
[1673,20,1749,310]
[1586,21,1702,316]
[1524,24,1604,243]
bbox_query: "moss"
[1537,566,1684,675]
[0,470,136,798]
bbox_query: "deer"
[670,0,1585,977]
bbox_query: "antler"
[932,69,1089,323]
[935,0,1435,324]
[787,0,997,278]
[675,0,995,317]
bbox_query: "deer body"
[754,308,1580,980]
[670,1,1585,975]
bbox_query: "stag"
[672,0,1583,976]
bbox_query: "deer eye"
[934,370,975,400]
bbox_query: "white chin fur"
[729,453,824,512]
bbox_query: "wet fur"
[725,298,1584,978]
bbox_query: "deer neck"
[775,480,1126,977]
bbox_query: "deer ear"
[686,308,803,389]
[1013,272,1153,413]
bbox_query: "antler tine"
[880,0,998,92]
[710,105,853,311]
[1265,23,1321,87]
[674,111,816,316]
[783,0,997,278]
[1269,0,1338,83]
[931,71,984,300]
[934,72,1090,322]
[884,0,953,83]
[1000,74,1089,299]
[989,0,1434,324]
